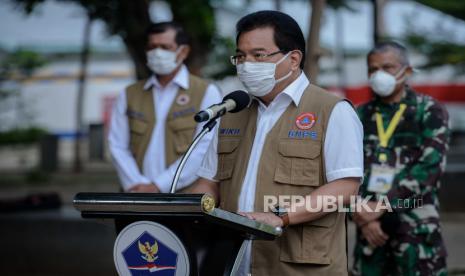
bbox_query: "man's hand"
[128,183,161,193]
[361,220,389,248]
[238,212,283,228]
[353,201,385,226]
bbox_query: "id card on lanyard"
[367,103,407,194]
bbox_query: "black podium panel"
[74,193,281,276]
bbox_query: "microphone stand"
[169,117,219,193]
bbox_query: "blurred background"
[0,0,464,275]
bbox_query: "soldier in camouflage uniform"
[352,42,450,275]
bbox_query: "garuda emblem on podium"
[122,231,178,275]
[138,240,159,263]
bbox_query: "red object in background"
[102,95,117,132]
[340,84,465,106]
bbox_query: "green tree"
[0,49,46,79]
[0,49,46,132]
[404,0,465,74]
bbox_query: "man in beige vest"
[188,11,364,275]
[109,21,221,193]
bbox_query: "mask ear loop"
[174,45,185,67]
[175,45,185,54]
[395,66,408,83]
[275,51,293,83]
[276,51,290,65]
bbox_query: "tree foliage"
[1,49,46,79]
[404,0,465,74]
[413,0,465,21]
[404,32,465,74]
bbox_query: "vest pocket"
[280,213,337,265]
[167,116,197,154]
[129,119,148,154]
[274,141,321,186]
[216,139,240,180]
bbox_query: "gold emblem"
[138,240,158,263]
[201,194,215,213]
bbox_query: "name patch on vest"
[288,130,318,140]
[220,128,240,136]
[126,109,145,120]
[172,107,196,119]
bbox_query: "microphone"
[194,90,251,122]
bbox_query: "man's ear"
[178,45,191,62]
[290,50,302,71]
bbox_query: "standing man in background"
[109,21,221,193]
[353,41,449,275]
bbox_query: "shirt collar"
[253,72,310,109]
[279,72,310,106]
[143,64,189,91]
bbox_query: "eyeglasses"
[230,50,286,65]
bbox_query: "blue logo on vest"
[288,130,318,140]
[122,231,178,275]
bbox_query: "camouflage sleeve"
[386,99,450,211]
[356,104,367,121]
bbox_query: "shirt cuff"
[326,167,363,183]
[153,173,173,193]
[122,176,152,191]
[197,167,219,182]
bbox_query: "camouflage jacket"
[357,86,450,232]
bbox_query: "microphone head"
[223,90,251,113]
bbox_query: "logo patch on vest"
[219,128,240,136]
[288,130,318,140]
[295,112,316,130]
[176,94,190,106]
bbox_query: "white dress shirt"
[109,65,222,192]
[197,73,364,275]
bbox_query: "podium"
[73,193,281,276]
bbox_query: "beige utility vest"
[125,74,208,170]
[215,84,349,275]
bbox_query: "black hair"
[236,10,306,69]
[146,21,190,46]
[367,41,410,66]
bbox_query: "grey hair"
[367,41,410,66]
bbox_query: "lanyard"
[375,103,407,162]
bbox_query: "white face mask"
[146,46,183,75]
[236,52,292,97]
[369,67,407,97]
